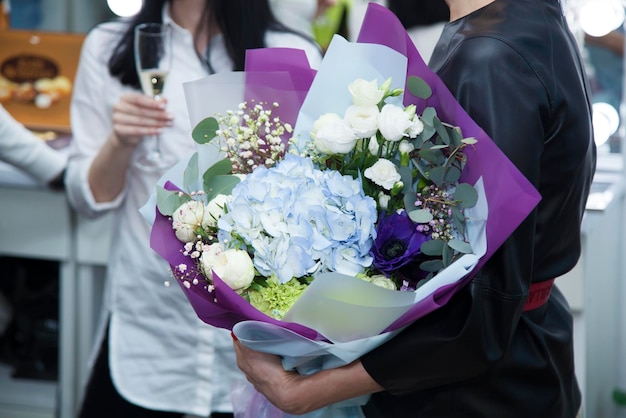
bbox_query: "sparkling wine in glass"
[134,22,172,168]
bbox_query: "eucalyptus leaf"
[450,127,463,148]
[421,106,437,124]
[419,148,444,165]
[403,191,418,212]
[428,165,445,186]
[420,259,443,273]
[192,117,219,144]
[203,158,233,180]
[444,165,461,183]
[433,117,450,145]
[204,175,240,201]
[408,208,433,223]
[398,166,414,194]
[421,239,444,256]
[442,243,452,266]
[407,76,432,99]
[462,137,478,145]
[448,239,473,254]
[451,206,465,229]
[454,183,479,208]
[156,185,191,216]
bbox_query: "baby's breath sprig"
[206,100,292,174]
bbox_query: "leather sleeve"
[360,37,549,395]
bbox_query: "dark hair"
[387,0,449,29]
[108,0,304,89]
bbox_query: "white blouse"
[65,8,321,416]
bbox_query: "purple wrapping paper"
[150,3,541,340]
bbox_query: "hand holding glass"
[134,22,172,167]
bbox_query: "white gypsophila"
[348,78,385,107]
[202,194,232,228]
[364,158,401,190]
[369,274,397,290]
[172,200,205,243]
[378,103,412,142]
[210,248,255,293]
[311,112,358,154]
[344,104,379,139]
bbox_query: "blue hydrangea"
[218,154,377,284]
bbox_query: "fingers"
[112,92,174,143]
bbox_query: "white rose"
[199,243,224,277]
[311,113,358,154]
[344,105,379,138]
[369,275,397,290]
[364,158,401,190]
[172,200,205,243]
[202,194,231,228]
[407,116,424,138]
[348,78,385,106]
[211,248,255,293]
[379,103,412,142]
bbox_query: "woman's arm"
[233,337,383,415]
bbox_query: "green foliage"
[156,186,191,216]
[407,75,432,100]
[192,117,219,144]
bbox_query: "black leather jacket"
[361,0,596,416]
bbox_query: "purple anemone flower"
[371,211,430,281]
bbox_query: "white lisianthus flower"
[364,158,402,190]
[407,116,424,138]
[399,140,415,155]
[203,194,231,228]
[348,78,385,106]
[172,200,206,243]
[368,136,380,155]
[379,103,412,142]
[344,105,379,138]
[369,274,397,290]
[311,113,358,154]
[378,191,391,210]
[210,248,255,293]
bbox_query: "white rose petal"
[311,113,358,154]
[199,243,224,277]
[379,103,412,142]
[407,116,424,137]
[203,194,231,228]
[364,158,401,190]
[344,105,379,138]
[172,200,205,243]
[211,249,255,293]
[348,78,385,107]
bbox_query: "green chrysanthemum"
[248,276,307,320]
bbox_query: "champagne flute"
[134,22,172,168]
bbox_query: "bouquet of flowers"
[142,4,541,417]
